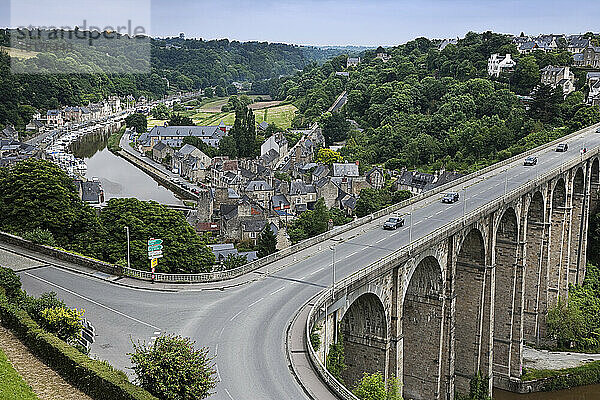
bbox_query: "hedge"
[0,293,158,400]
[522,361,600,391]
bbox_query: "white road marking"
[215,343,219,356]
[248,297,264,307]
[23,272,161,330]
[224,388,234,399]
[219,326,226,338]
[270,287,285,295]
[435,210,443,215]
[215,364,221,381]
[375,238,386,243]
[229,310,243,321]
[414,221,422,226]
[154,331,161,335]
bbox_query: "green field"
[0,348,39,400]
[148,97,297,130]
[190,104,297,129]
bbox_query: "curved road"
[5,124,600,399]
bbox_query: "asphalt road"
[8,125,600,399]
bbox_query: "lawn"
[0,348,39,400]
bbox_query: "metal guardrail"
[304,126,600,399]
[122,122,600,283]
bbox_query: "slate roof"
[245,180,273,192]
[242,220,267,233]
[81,181,103,203]
[290,180,317,195]
[271,194,290,207]
[258,121,269,131]
[333,163,359,177]
[153,141,167,152]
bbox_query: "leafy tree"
[0,159,103,257]
[570,106,600,131]
[352,372,403,400]
[203,87,214,98]
[529,84,564,124]
[182,136,218,158]
[512,56,540,95]
[257,225,277,258]
[321,111,351,146]
[99,198,215,273]
[222,106,257,158]
[130,334,217,400]
[125,113,148,134]
[315,148,343,166]
[222,253,247,270]
[152,103,170,120]
[288,198,330,243]
[168,113,195,126]
[547,297,587,349]
[330,207,352,226]
[215,86,226,97]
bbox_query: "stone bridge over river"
[310,126,600,400]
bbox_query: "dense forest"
[261,31,600,173]
[0,29,347,130]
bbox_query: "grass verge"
[107,127,126,152]
[522,360,600,391]
[0,347,39,400]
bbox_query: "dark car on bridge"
[556,143,568,152]
[442,192,459,203]
[524,156,537,166]
[383,216,404,230]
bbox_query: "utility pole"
[124,226,130,269]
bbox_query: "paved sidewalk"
[523,346,600,370]
[287,300,339,400]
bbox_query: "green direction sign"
[147,244,163,252]
[148,239,163,246]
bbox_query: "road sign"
[147,244,163,252]
[151,258,158,268]
[148,239,163,246]
[148,251,163,259]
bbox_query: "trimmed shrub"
[0,293,158,400]
[0,267,21,300]
[22,228,57,246]
[130,334,217,400]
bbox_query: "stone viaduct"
[312,154,600,399]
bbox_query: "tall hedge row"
[0,293,158,400]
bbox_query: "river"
[494,384,600,399]
[70,132,182,205]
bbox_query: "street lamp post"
[124,226,130,269]
[463,186,467,220]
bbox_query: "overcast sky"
[2,0,599,46]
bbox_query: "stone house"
[315,177,340,208]
[288,179,317,213]
[244,180,274,208]
[152,141,174,163]
[587,72,600,106]
[347,57,360,68]
[540,65,575,97]
[366,167,386,190]
[46,110,63,126]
